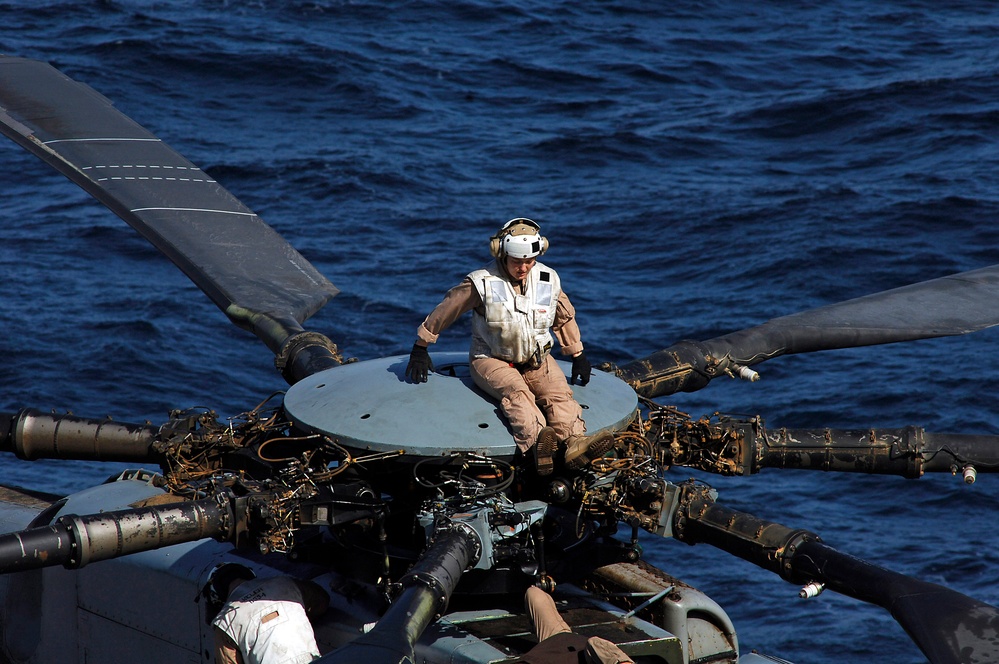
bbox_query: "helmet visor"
[502,232,543,258]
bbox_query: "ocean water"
[2,2,999,662]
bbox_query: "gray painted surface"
[284,352,638,456]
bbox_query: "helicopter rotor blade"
[674,483,999,664]
[791,539,999,664]
[614,263,999,398]
[0,56,339,370]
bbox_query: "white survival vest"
[212,576,320,664]
[468,260,561,366]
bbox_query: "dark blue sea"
[2,3,999,662]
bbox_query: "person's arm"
[553,291,592,385]
[408,279,480,383]
[213,628,243,664]
[415,279,480,347]
[551,291,583,357]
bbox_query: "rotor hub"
[282,352,638,457]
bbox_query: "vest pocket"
[535,282,552,305]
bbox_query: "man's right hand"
[406,343,433,383]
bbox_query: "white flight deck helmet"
[489,217,549,259]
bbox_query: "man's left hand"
[571,352,591,386]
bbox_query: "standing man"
[406,217,613,475]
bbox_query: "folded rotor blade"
[675,485,999,664]
[0,56,339,354]
[616,263,999,398]
[791,539,999,664]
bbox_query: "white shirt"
[212,576,320,664]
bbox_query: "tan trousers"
[471,354,585,453]
[523,587,634,664]
[525,586,573,642]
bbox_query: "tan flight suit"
[416,263,586,453]
[520,586,634,663]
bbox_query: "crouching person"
[207,563,329,664]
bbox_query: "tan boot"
[564,430,615,470]
[534,426,558,476]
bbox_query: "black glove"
[406,343,434,383]
[570,351,592,386]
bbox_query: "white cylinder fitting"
[963,465,978,485]
[799,582,825,599]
